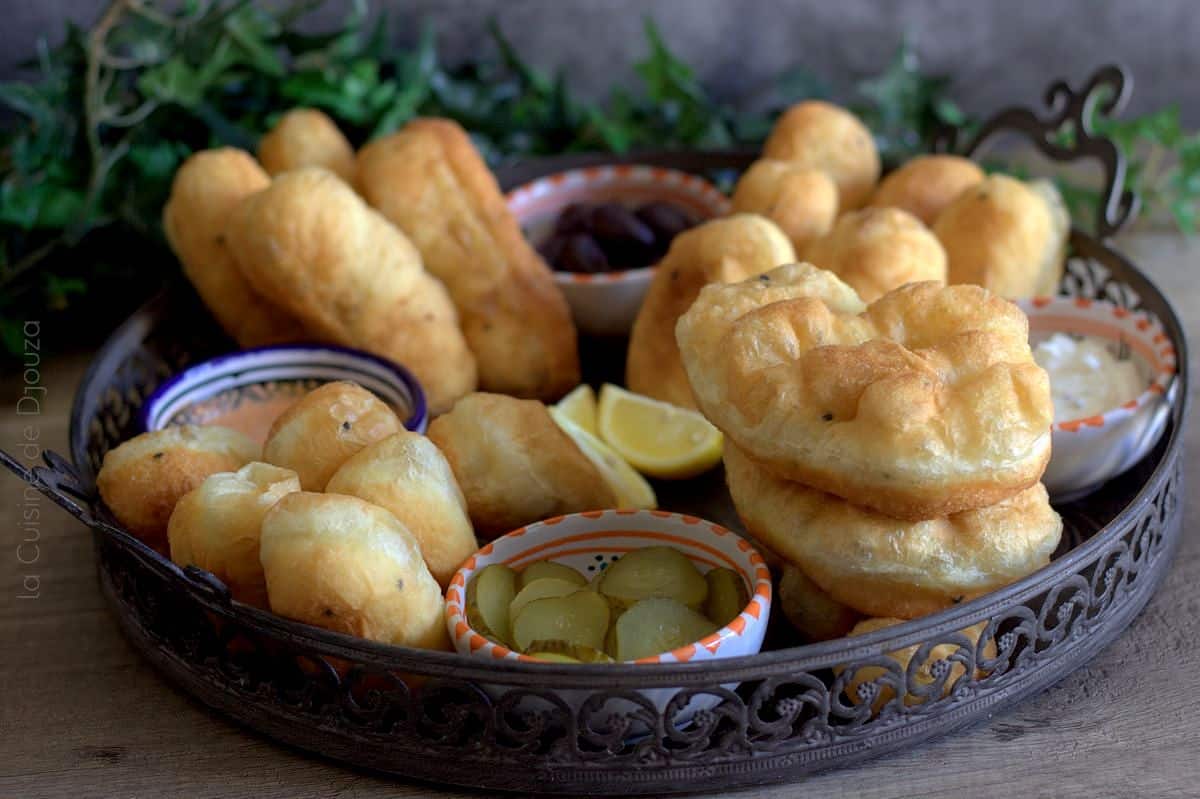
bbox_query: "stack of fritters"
[676,263,1062,640]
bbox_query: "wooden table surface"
[2,232,1196,799]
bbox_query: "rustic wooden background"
[0,231,1196,798]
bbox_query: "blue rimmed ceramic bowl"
[142,344,428,444]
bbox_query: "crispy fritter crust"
[259,492,449,649]
[803,207,947,302]
[626,214,795,409]
[933,174,1069,298]
[97,425,260,549]
[677,263,1053,519]
[730,160,838,253]
[224,168,477,412]
[162,148,305,346]
[257,108,356,182]
[426,392,617,538]
[869,155,985,226]
[725,445,1061,619]
[356,119,579,400]
[327,431,478,587]
[762,101,881,211]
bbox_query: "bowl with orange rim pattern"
[445,509,771,714]
[507,165,731,336]
[1019,295,1178,501]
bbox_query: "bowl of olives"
[508,165,731,335]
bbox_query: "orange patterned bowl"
[507,165,731,336]
[1019,296,1178,501]
[445,509,772,667]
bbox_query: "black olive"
[590,203,656,247]
[554,203,593,235]
[636,202,696,241]
[538,233,567,265]
[559,233,609,273]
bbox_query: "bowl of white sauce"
[1018,296,1178,501]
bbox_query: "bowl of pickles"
[444,509,772,666]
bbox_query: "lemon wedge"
[549,406,657,510]
[554,384,598,436]
[597,384,723,479]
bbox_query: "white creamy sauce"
[1033,332,1144,421]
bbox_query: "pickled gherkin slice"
[597,546,707,610]
[511,590,610,653]
[466,563,516,646]
[703,567,750,627]
[613,597,719,661]
[526,640,614,663]
[509,577,584,622]
[516,560,587,591]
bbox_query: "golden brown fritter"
[625,214,795,409]
[777,563,863,642]
[162,148,305,346]
[868,155,985,225]
[762,101,881,211]
[677,263,1053,519]
[803,207,947,302]
[838,618,995,712]
[224,168,477,412]
[167,461,300,607]
[327,431,478,587]
[263,381,404,491]
[257,108,356,183]
[934,175,1070,298]
[426,392,617,538]
[725,445,1061,619]
[259,492,449,649]
[356,119,579,400]
[730,159,839,253]
[97,425,260,550]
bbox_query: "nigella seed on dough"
[821,413,834,422]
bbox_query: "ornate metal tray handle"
[0,446,236,605]
[934,64,1139,239]
[1,448,101,529]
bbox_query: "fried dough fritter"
[356,118,579,400]
[426,392,617,538]
[224,168,477,412]
[263,381,404,491]
[777,563,863,642]
[162,148,305,347]
[838,618,996,712]
[868,155,985,226]
[259,492,449,649]
[167,461,300,607]
[96,425,261,550]
[725,445,1062,619]
[257,108,356,183]
[933,174,1070,298]
[803,207,947,302]
[327,431,478,587]
[729,159,839,253]
[676,263,1053,519]
[625,214,795,409]
[762,100,881,211]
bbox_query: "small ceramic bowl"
[1019,296,1178,501]
[446,509,771,665]
[142,344,428,444]
[507,165,731,336]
